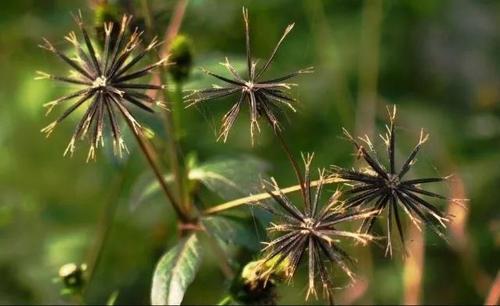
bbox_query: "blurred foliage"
[0,0,498,304]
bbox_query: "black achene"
[331,106,454,256]
[261,154,377,301]
[38,12,168,161]
[185,7,313,144]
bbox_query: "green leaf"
[190,155,269,200]
[151,234,202,305]
[130,156,268,211]
[202,215,263,251]
[129,173,174,211]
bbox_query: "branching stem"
[204,177,340,215]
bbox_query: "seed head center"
[301,218,315,233]
[93,76,108,88]
[244,81,254,91]
[386,174,400,189]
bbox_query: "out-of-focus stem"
[403,225,425,304]
[355,0,383,138]
[352,2,383,303]
[485,272,500,306]
[141,0,153,30]
[303,0,353,126]
[83,162,130,298]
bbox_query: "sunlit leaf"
[151,234,202,305]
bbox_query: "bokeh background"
[0,0,499,304]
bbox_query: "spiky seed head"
[38,12,168,160]
[184,7,313,144]
[331,105,459,257]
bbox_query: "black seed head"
[331,106,457,256]
[185,7,313,145]
[260,154,376,301]
[38,12,169,161]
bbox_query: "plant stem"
[203,177,340,215]
[273,128,307,202]
[156,0,190,214]
[83,162,130,298]
[140,0,153,30]
[355,0,383,138]
[484,272,500,305]
[128,122,188,222]
[160,72,187,211]
[143,0,190,217]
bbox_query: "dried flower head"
[261,154,376,301]
[38,12,168,161]
[331,106,455,256]
[185,7,313,144]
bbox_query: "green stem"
[82,162,130,298]
[128,120,188,222]
[217,295,233,305]
[142,0,191,219]
[273,128,306,202]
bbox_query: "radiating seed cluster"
[331,106,455,256]
[261,154,376,301]
[38,12,168,161]
[185,7,313,144]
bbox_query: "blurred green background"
[0,0,499,304]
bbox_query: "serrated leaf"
[202,215,263,250]
[151,234,202,305]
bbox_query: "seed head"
[38,12,168,161]
[185,7,313,145]
[331,106,459,256]
[261,154,376,301]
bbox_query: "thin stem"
[273,128,307,202]
[403,223,424,304]
[146,0,190,214]
[127,121,188,222]
[160,71,187,211]
[484,272,500,305]
[83,161,130,298]
[203,177,340,215]
[141,0,153,30]
[355,0,383,138]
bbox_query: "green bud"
[58,263,87,294]
[230,259,286,305]
[168,35,194,83]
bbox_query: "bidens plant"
[39,5,462,305]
